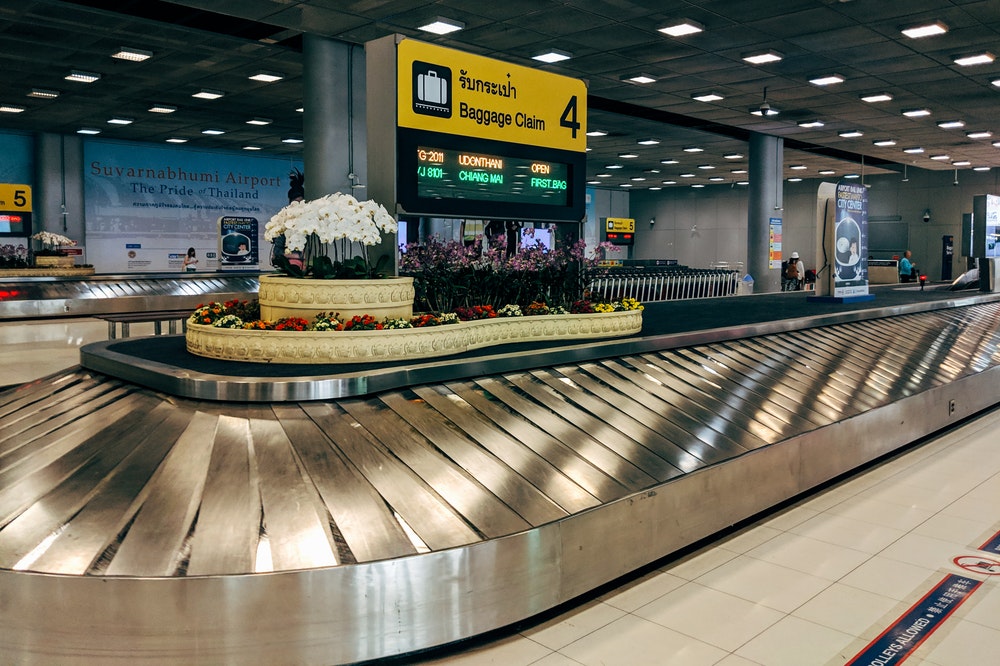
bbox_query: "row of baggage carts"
[588,267,741,302]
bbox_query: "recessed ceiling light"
[636,138,660,145]
[873,139,897,146]
[661,158,679,164]
[901,21,948,39]
[683,146,704,152]
[692,184,705,188]
[974,166,991,171]
[648,186,662,191]
[585,147,592,152]
[586,180,601,185]
[658,19,703,37]
[246,117,273,126]
[839,130,864,138]
[619,183,633,188]
[731,169,748,174]
[798,120,825,128]
[736,181,749,186]
[249,71,284,83]
[202,128,225,135]
[111,47,152,61]
[724,153,744,159]
[844,174,860,179]
[955,53,994,67]
[790,164,807,170]
[295,106,304,113]
[623,73,657,84]
[902,108,931,117]
[903,146,924,154]
[605,164,624,169]
[532,49,572,63]
[953,160,971,166]
[697,164,715,170]
[585,129,608,137]
[709,177,725,182]
[644,169,661,174]
[165,137,187,143]
[662,180,677,185]
[809,74,845,86]
[692,92,724,102]
[937,119,965,129]
[967,130,993,139]
[861,92,893,103]
[77,127,101,135]
[743,50,783,65]
[618,152,639,158]
[930,154,951,161]
[28,88,59,99]
[148,104,177,114]
[680,173,696,178]
[282,137,304,144]
[630,176,646,181]
[0,104,26,113]
[243,146,262,151]
[787,177,803,182]
[819,170,836,175]
[65,70,100,83]
[993,141,1000,148]
[417,17,464,35]
[107,116,134,125]
[596,173,612,178]
[193,89,224,100]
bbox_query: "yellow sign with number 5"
[0,184,31,211]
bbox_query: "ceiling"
[3,0,1000,191]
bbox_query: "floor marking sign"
[978,528,1000,555]
[953,554,1000,575]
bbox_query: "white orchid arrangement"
[32,231,77,255]
[265,192,397,278]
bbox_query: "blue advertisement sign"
[847,574,982,665]
[219,216,259,270]
[834,180,869,298]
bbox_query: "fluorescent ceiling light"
[930,155,951,161]
[249,71,284,83]
[586,180,601,185]
[532,49,572,63]
[605,164,624,169]
[902,21,948,39]
[661,158,679,164]
[148,104,176,114]
[790,164,807,170]
[623,73,656,84]
[0,104,26,113]
[166,138,188,143]
[974,166,991,171]
[724,153,744,159]
[692,184,705,188]
[992,79,1000,88]
[630,176,646,181]
[953,160,971,166]
[282,137,304,144]
[107,117,134,125]
[192,89,224,100]
[417,17,464,35]
[967,130,993,139]
[873,139,897,146]
[954,53,994,67]
[28,88,59,99]
[246,117,273,126]
[861,92,893,103]
[798,120,825,128]
[618,152,639,158]
[202,128,225,135]
[903,147,924,154]
[77,127,101,135]
[743,50,783,65]
[111,47,152,61]
[937,119,965,128]
[902,108,931,117]
[819,170,836,175]
[648,187,662,191]
[683,146,704,152]
[809,74,844,86]
[680,173,696,178]
[65,70,100,83]
[662,180,677,185]
[731,169,748,174]
[709,177,725,182]
[839,130,864,138]
[636,138,660,145]
[596,173,612,178]
[993,141,1000,148]
[585,129,607,136]
[697,164,715,170]
[619,183,633,188]
[644,169,660,174]
[295,106,304,113]
[787,177,803,182]
[692,92,723,102]
[736,181,749,186]
[243,146,262,151]
[844,174,860,179]
[658,19,703,37]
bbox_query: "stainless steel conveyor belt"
[2,298,1000,663]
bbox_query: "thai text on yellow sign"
[0,184,31,211]
[397,39,587,152]
[606,217,635,233]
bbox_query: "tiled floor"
[2,318,999,665]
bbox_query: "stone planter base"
[186,310,643,364]
[258,275,415,322]
[34,255,77,268]
[0,266,95,277]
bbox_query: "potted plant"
[31,231,77,268]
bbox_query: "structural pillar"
[748,132,783,293]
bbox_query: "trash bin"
[739,274,754,295]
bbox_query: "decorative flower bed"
[185,298,643,364]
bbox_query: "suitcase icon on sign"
[412,61,452,118]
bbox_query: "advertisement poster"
[833,181,869,298]
[84,139,300,273]
[769,217,782,269]
[219,216,259,270]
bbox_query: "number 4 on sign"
[560,96,581,138]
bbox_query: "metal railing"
[588,267,741,302]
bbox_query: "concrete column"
[34,133,85,241]
[748,132,783,293]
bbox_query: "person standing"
[784,251,805,290]
[182,247,198,272]
[899,250,917,283]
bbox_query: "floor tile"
[757,505,821,532]
[743,532,871,581]
[634,582,784,652]
[417,634,553,665]
[598,570,687,612]
[917,617,1000,664]
[714,655,763,666]
[912,513,994,547]
[789,512,905,554]
[857,481,968,513]
[694,555,832,614]
[792,582,899,638]
[717,525,783,554]
[663,544,740,581]
[521,601,625,651]
[824,496,935,531]
[878,533,970,570]
[527,653,583,666]
[558,614,727,666]
[958,580,1000,631]
[838,556,940,602]
[735,616,855,666]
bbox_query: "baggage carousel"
[1,285,999,664]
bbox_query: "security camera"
[922,211,931,222]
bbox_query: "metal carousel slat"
[0,381,127,452]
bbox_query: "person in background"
[182,247,198,272]
[784,251,805,291]
[272,168,304,269]
[899,250,917,283]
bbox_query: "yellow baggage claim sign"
[397,39,587,153]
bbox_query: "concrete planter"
[258,275,415,322]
